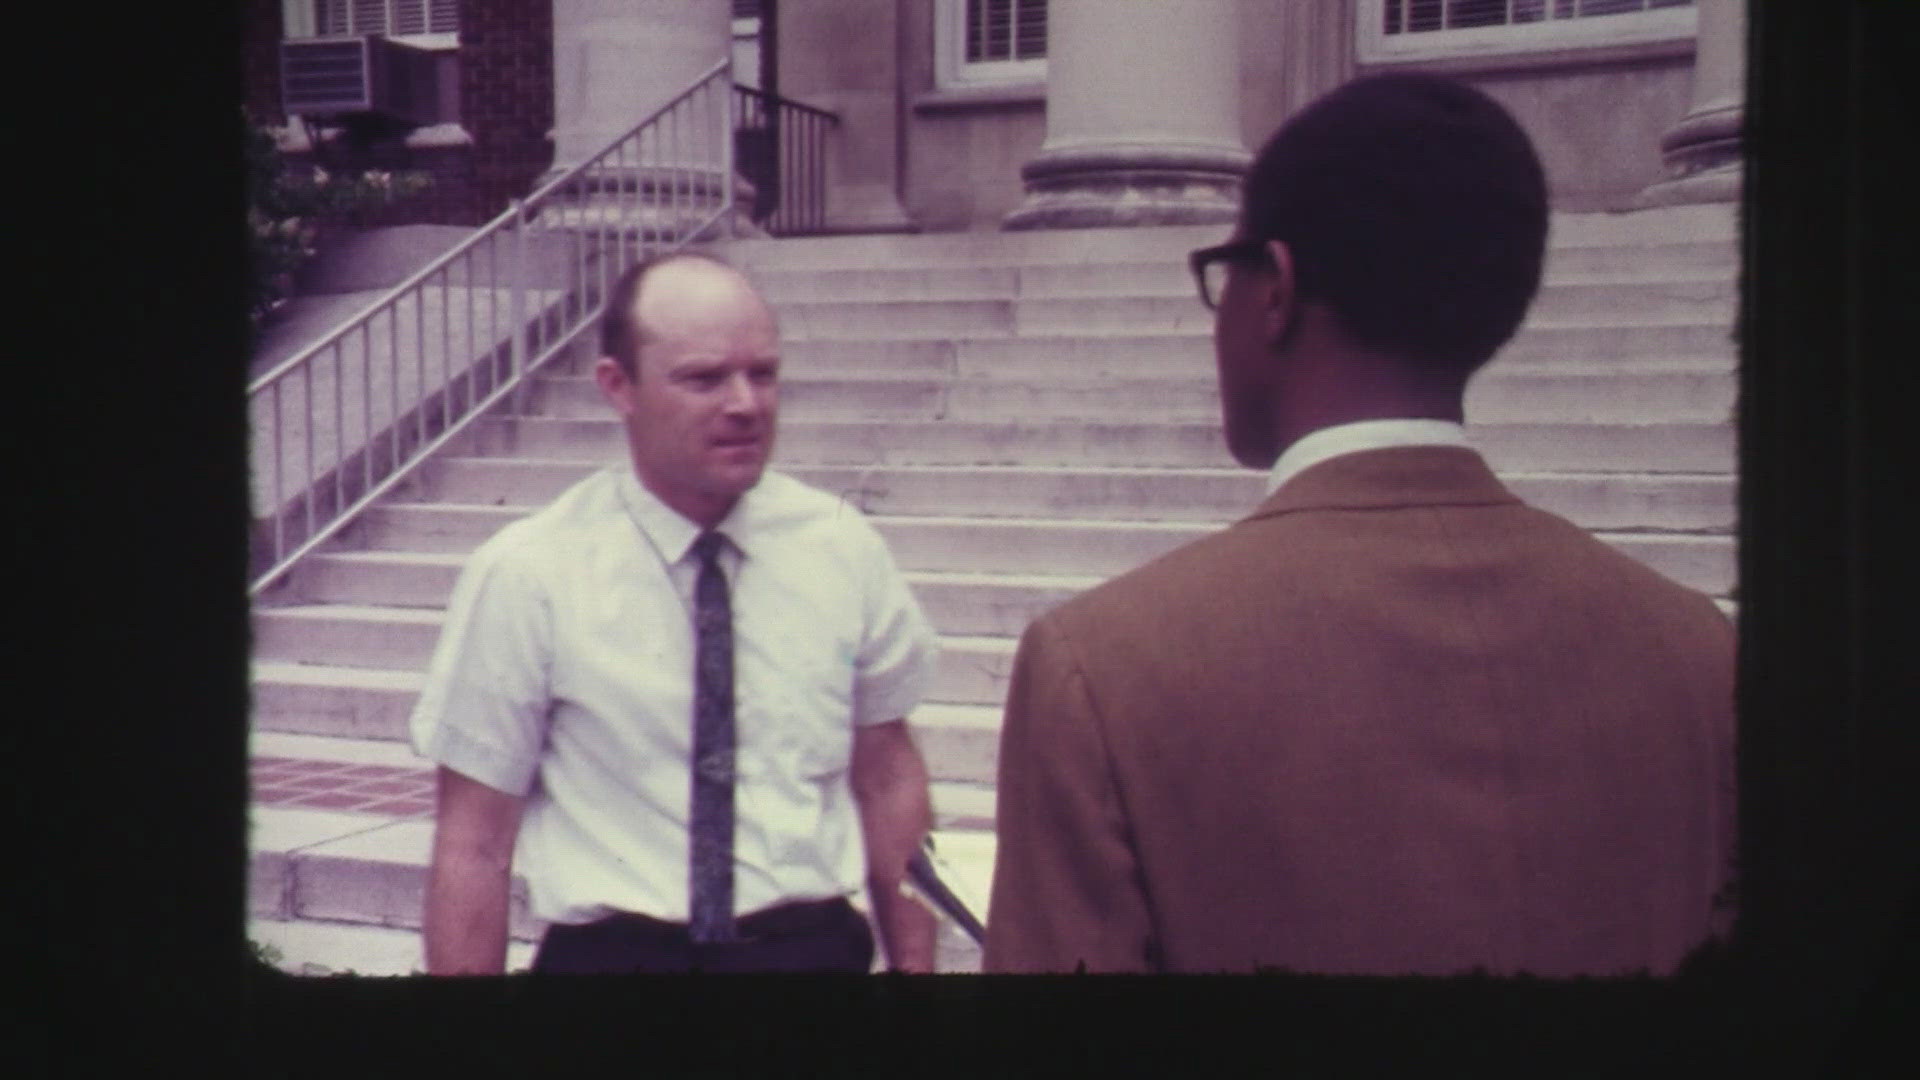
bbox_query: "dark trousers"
[530,897,875,974]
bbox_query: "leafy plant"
[245,110,432,326]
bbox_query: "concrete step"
[402,457,1735,532]
[293,514,1732,629]
[521,359,1733,424]
[345,502,1211,571]
[779,299,1016,340]
[1008,288,1734,336]
[909,704,1003,789]
[251,892,987,975]
[758,293,1736,342]
[717,205,1735,272]
[251,727,998,827]
[738,241,1736,297]
[760,322,1735,373]
[785,463,1735,532]
[1547,204,1739,245]
[1525,276,1736,322]
[525,371,1230,420]
[249,804,542,939]
[245,727,997,972]
[253,633,1020,737]
[253,601,446,657]
[249,915,538,976]
[744,261,1734,308]
[875,517,1737,600]
[550,335,958,377]
[270,560,1095,637]
[1543,239,1738,279]
[250,662,427,741]
[249,802,994,974]
[1465,362,1735,422]
[458,413,1730,474]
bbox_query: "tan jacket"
[981,446,1735,975]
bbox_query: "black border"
[27,2,1912,1073]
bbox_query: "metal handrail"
[908,837,987,946]
[732,84,840,236]
[249,59,736,595]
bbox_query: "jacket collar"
[1242,445,1519,524]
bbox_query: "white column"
[1003,0,1250,230]
[1638,0,1745,207]
[549,0,733,170]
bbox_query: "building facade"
[243,0,1742,231]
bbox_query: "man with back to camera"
[412,252,942,974]
[981,72,1736,975]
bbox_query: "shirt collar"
[614,466,761,565]
[1265,419,1470,494]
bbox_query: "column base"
[1633,163,1744,209]
[1635,100,1744,208]
[1002,144,1249,231]
[527,163,770,240]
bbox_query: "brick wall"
[242,0,286,125]
[458,0,556,226]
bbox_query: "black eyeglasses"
[1188,241,1272,311]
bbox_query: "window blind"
[965,0,1046,64]
[313,0,458,38]
[1383,0,1692,36]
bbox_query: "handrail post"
[720,62,736,240]
[511,197,528,382]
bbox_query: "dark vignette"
[23,3,1909,1074]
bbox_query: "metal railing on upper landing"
[248,59,739,596]
[733,84,839,236]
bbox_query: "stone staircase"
[247,204,1740,975]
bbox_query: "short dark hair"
[1241,72,1549,377]
[599,250,736,377]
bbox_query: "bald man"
[414,253,941,974]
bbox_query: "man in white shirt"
[414,252,942,973]
[982,73,1736,974]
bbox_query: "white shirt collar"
[614,466,759,565]
[1266,419,1470,494]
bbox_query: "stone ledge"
[911,81,1047,114]
[1356,33,1694,78]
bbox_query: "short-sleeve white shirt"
[409,466,940,926]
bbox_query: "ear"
[1260,239,1299,347]
[592,355,636,417]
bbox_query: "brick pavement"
[251,755,436,817]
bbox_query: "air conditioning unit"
[280,36,438,128]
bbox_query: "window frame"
[934,0,1048,90]
[1355,0,1699,65]
[282,0,459,50]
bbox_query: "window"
[279,0,462,129]
[937,0,1047,88]
[1358,0,1697,63]
[287,0,459,48]
[732,0,764,91]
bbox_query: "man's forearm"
[851,720,937,971]
[859,784,938,970]
[424,850,514,974]
[868,876,937,972]
[423,849,515,974]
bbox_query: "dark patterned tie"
[688,531,737,943]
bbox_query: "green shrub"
[245,111,432,325]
